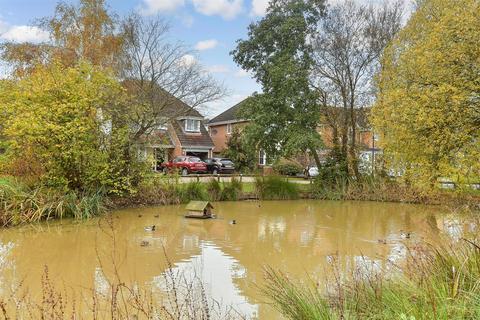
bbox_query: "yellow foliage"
[372,0,480,188]
[0,62,131,191]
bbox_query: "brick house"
[136,95,214,172]
[208,97,380,169]
[207,98,269,166]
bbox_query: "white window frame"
[259,149,267,166]
[185,119,201,132]
[226,123,232,135]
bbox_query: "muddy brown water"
[0,200,470,318]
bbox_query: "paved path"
[176,175,312,185]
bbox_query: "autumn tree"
[119,14,225,140]
[311,0,403,177]
[0,62,139,193]
[1,0,123,76]
[231,0,326,167]
[372,0,480,187]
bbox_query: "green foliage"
[255,176,299,200]
[273,159,303,176]
[220,177,243,201]
[231,0,325,164]
[222,129,256,173]
[0,62,144,195]
[206,178,222,201]
[372,0,480,188]
[0,179,104,226]
[262,239,480,319]
[178,182,209,203]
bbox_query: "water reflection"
[0,200,469,319]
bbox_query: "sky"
[0,0,411,118]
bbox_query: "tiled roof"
[172,120,214,148]
[122,80,204,119]
[208,97,251,124]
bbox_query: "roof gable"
[208,97,252,124]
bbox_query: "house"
[208,97,380,169]
[207,98,251,155]
[130,87,214,172]
[208,98,269,166]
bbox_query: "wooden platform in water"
[184,214,213,219]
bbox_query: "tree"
[372,0,480,188]
[0,62,138,193]
[1,0,123,77]
[231,0,326,168]
[222,129,256,173]
[119,14,225,140]
[311,0,403,177]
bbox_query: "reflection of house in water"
[0,202,454,319]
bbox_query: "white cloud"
[195,39,219,51]
[191,0,243,20]
[251,0,269,16]
[180,54,197,67]
[206,65,230,73]
[1,25,49,43]
[140,0,185,15]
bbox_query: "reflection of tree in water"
[0,201,456,319]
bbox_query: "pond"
[0,200,470,319]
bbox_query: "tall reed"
[255,176,299,200]
[0,180,104,226]
[262,237,480,319]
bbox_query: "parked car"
[162,156,207,176]
[304,166,319,178]
[204,158,235,174]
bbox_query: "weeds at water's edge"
[0,179,104,227]
[262,237,480,320]
[255,176,299,200]
[0,215,246,320]
[311,176,480,211]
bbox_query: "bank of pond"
[1,175,478,228]
[0,199,479,319]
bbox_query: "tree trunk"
[310,145,322,169]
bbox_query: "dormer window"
[185,119,201,132]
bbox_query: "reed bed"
[255,176,300,200]
[262,237,480,319]
[0,179,104,226]
[311,176,480,210]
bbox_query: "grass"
[0,178,104,227]
[311,176,480,210]
[255,176,300,200]
[262,237,480,319]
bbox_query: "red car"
[162,156,207,176]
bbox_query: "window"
[226,123,232,135]
[259,149,267,166]
[185,119,201,132]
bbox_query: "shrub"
[220,177,243,201]
[273,160,303,176]
[178,182,208,203]
[206,178,222,201]
[255,176,299,200]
